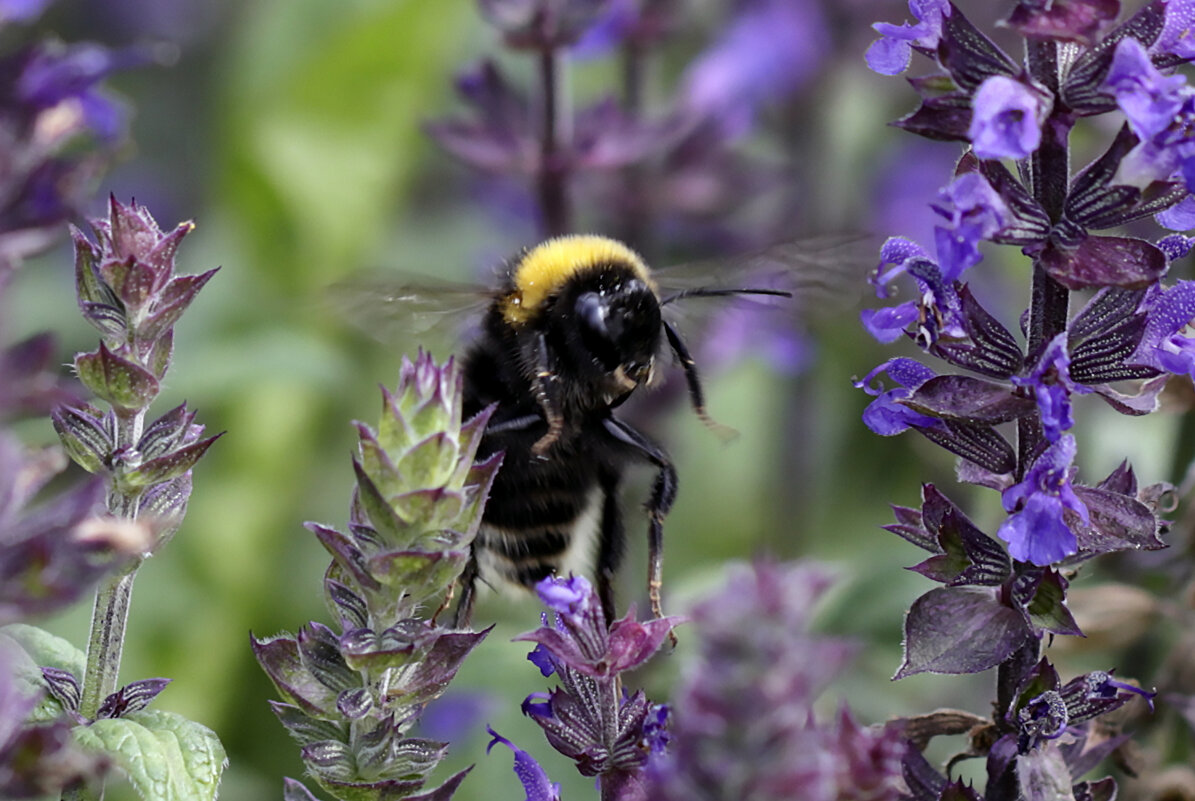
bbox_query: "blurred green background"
[7,1,1188,798]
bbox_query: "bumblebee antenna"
[662,321,737,442]
[659,287,791,306]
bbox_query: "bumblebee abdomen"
[475,487,604,591]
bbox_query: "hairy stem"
[78,408,146,723]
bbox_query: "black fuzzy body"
[456,260,671,621]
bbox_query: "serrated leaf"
[896,586,1032,679]
[73,709,227,801]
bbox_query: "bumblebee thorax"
[501,234,655,326]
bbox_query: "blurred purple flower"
[1157,0,1195,59]
[486,727,562,801]
[414,691,497,745]
[870,139,961,248]
[648,560,905,801]
[479,0,612,49]
[0,644,109,798]
[0,38,138,270]
[0,0,50,24]
[865,0,951,76]
[701,301,810,376]
[679,0,827,125]
[998,435,1088,565]
[968,76,1049,160]
[0,333,78,420]
[0,435,140,623]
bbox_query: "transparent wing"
[652,234,878,339]
[654,233,877,313]
[326,272,496,347]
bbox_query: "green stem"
[71,406,148,801]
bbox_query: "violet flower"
[865,0,951,76]
[858,2,1181,794]
[997,435,1088,566]
[512,575,680,801]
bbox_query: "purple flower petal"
[969,75,1048,160]
[1157,0,1195,59]
[865,0,951,76]
[860,302,918,343]
[1157,195,1195,230]
[486,727,562,801]
[534,574,592,616]
[1104,37,1189,140]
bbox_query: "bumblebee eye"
[577,292,608,338]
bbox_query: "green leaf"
[73,709,227,801]
[0,624,87,721]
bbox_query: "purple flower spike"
[968,76,1049,160]
[1104,38,1190,140]
[865,0,951,76]
[486,727,562,801]
[998,435,1088,565]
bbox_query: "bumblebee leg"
[452,554,480,629]
[594,470,624,624]
[602,417,678,622]
[663,321,737,441]
[530,332,564,456]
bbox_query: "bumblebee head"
[574,277,661,390]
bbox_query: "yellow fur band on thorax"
[501,235,654,325]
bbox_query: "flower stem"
[78,408,146,720]
[537,45,572,237]
[1020,38,1072,477]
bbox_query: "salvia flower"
[1012,333,1091,442]
[648,560,905,801]
[859,2,1180,790]
[513,574,679,800]
[865,0,951,76]
[968,75,1050,160]
[998,435,1088,566]
[254,352,501,801]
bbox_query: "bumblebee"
[450,235,789,625]
[337,233,857,624]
